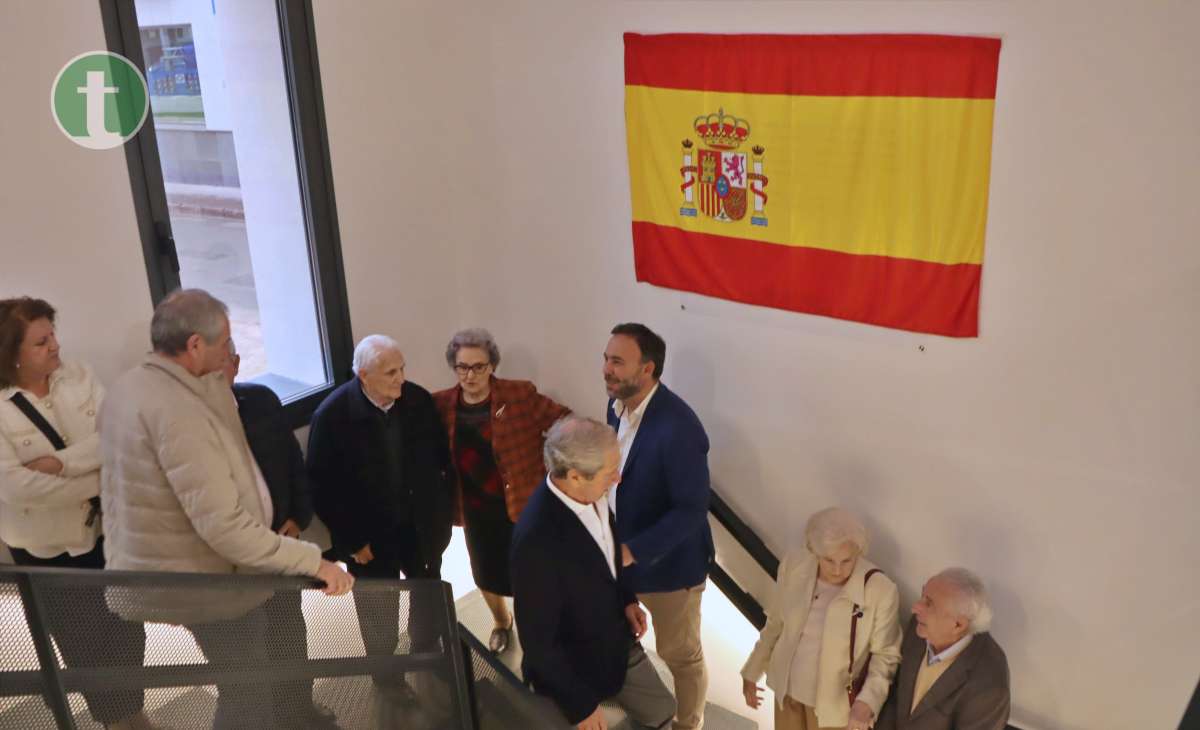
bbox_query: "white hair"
[805,506,869,557]
[352,334,403,375]
[933,567,994,634]
[543,415,617,479]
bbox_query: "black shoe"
[488,623,513,654]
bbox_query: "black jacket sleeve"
[306,400,368,556]
[511,534,602,724]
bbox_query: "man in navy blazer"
[511,415,675,730]
[603,323,713,730]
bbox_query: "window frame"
[99,0,353,429]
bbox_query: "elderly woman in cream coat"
[0,297,155,730]
[741,507,902,730]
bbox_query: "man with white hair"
[307,334,453,697]
[511,415,676,730]
[875,567,1010,730]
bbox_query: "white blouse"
[0,362,104,557]
[787,578,840,705]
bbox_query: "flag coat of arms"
[624,33,1002,337]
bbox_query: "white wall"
[0,1,151,383]
[4,2,1196,728]
[314,2,1200,729]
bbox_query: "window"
[101,0,351,426]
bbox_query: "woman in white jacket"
[0,297,155,730]
[741,507,902,730]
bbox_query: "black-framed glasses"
[454,363,491,376]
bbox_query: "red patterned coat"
[433,377,569,525]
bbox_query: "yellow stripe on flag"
[626,85,996,266]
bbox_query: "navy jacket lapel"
[545,484,617,585]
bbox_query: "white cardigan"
[741,550,903,727]
[0,361,103,557]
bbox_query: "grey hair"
[150,289,229,355]
[228,339,238,357]
[543,415,617,480]
[805,507,869,557]
[932,567,993,634]
[352,334,403,375]
[445,328,501,369]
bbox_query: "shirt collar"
[546,476,606,518]
[612,380,660,424]
[359,382,395,414]
[926,633,973,666]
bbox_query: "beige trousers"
[775,695,836,730]
[639,582,707,730]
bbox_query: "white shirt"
[234,396,276,528]
[787,578,840,705]
[926,633,973,666]
[609,381,659,513]
[249,456,275,529]
[546,476,616,579]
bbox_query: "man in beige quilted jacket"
[100,289,352,729]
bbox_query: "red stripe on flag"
[624,33,1000,99]
[632,222,981,337]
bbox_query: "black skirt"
[462,497,515,596]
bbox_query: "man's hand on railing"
[742,678,764,709]
[316,559,354,596]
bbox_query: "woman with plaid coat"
[432,328,570,654]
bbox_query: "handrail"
[0,566,476,730]
[706,492,1026,730]
[709,488,779,581]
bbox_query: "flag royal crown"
[693,108,750,150]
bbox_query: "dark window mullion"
[276,0,354,423]
[100,0,181,305]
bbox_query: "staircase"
[455,588,757,729]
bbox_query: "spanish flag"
[625,33,1001,337]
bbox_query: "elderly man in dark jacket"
[307,335,453,696]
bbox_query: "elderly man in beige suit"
[874,568,1010,730]
[100,289,352,729]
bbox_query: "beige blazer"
[99,354,320,623]
[0,362,104,556]
[741,550,903,727]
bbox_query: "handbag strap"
[848,568,883,678]
[9,392,67,450]
[10,391,101,527]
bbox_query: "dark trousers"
[187,591,314,729]
[346,528,442,680]
[10,539,147,725]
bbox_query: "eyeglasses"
[454,363,491,376]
